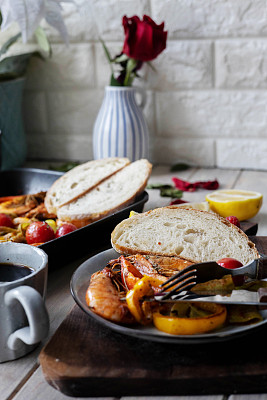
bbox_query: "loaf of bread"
[57,159,152,227]
[45,157,130,213]
[111,206,259,264]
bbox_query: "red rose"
[122,15,167,62]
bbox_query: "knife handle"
[257,255,267,280]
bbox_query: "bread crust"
[111,206,259,263]
[45,157,130,214]
[57,159,152,227]
[57,184,147,228]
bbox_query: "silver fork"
[156,255,267,300]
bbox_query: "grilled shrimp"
[85,269,134,324]
[136,254,193,276]
[108,254,193,278]
[86,255,194,324]
[123,254,193,278]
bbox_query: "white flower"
[0,0,76,43]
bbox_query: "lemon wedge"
[206,189,263,221]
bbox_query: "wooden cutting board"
[40,226,267,398]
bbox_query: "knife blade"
[173,255,267,285]
[156,254,267,300]
[154,287,267,306]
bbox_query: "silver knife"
[154,287,267,306]
[175,255,267,284]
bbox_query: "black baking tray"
[0,167,63,194]
[0,168,149,270]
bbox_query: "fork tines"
[157,264,198,300]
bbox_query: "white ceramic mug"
[0,242,49,363]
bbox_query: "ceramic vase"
[93,86,149,161]
[0,78,27,170]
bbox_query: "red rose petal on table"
[172,177,193,191]
[169,199,189,205]
[172,177,219,192]
[195,180,220,190]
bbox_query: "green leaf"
[146,183,173,189]
[49,162,80,172]
[146,183,183,198]
[110,74,122,86]
[147,61,157,72]
[160,188,183,198]
[100,37,113,63]
[100,37,114,78]
[0,33,21,56]
[170,163,190,172]
[34,27,52,56]
[0,52,43,80]
[113,54,128,64]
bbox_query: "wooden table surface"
[2,165,267,400]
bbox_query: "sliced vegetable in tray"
[0,192,77,244]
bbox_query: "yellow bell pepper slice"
[129,210,139,218]
[45,219,57,233]
[126,275,163,323]
[153,302,227,335]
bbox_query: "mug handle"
[134,87,147,109]
[4,286,49,351]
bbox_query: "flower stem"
[123,58,138,86]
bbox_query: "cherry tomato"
[216,257,243,269]
[55,223,77,238]
[26,221,55,244]
[226,216,240,228]
[0,213,14,228]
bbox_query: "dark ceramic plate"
[0,168,148,269]
[71,248,267,344]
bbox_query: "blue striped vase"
[93,86,149,161]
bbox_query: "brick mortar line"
[25,88,267,93]
[21,37,267,46]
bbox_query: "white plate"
[70,248,267,344]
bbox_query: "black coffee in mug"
[0,263,34,282]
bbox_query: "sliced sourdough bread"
[57,159,152,228]
[45,157,130,213]
[111,206,259,264]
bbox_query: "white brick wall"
[6,0,267,169]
